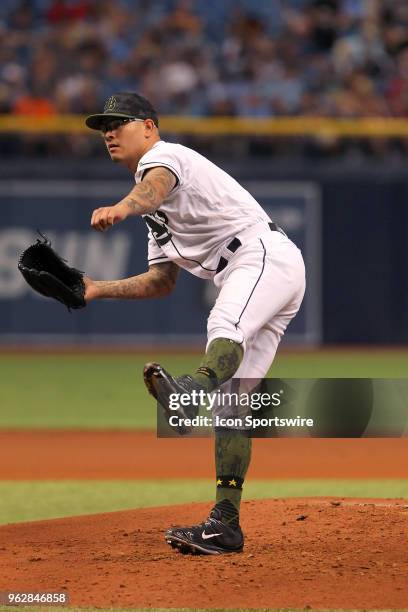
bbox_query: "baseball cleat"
[164,507,244,555]
[143,362,204,434]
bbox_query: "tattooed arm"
[84,262,179,302]
[91,167,177,231]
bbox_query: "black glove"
[18,234,86,310]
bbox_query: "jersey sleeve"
[137,143,183,187]
[147,231,170,266]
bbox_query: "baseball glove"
[18,234,86,310]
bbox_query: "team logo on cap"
[104,96,117,112]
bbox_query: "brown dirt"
[0,498,407,609]
[1,432,408,608]
[1,430,408,479]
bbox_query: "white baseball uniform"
[135,140,305,378]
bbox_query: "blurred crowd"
[1,0,408,158]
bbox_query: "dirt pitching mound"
[0,498,407,609]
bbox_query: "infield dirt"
[0,498,407,608]
[1,433,408,608]
[1,431,408,479]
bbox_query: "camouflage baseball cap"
[85,92,159,130]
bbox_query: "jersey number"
[145,211,172,247]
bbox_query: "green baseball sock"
[192,338,243,392]
[214,430,252,528]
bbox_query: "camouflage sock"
[214,429,252,525]
[192,338,243,392]
[213,498,240,529]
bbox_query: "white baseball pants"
[207,225,306,378]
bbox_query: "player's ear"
[143,118,157,137]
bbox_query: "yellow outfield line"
[0,114,408,137]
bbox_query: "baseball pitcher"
[85,92,306,555]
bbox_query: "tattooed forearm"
[118,167,177,216]
[91,262,179,300]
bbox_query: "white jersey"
[134,140,272,279]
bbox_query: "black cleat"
[164,507,244,555]
[143,362,205,434]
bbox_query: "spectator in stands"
[1,0,407,156]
